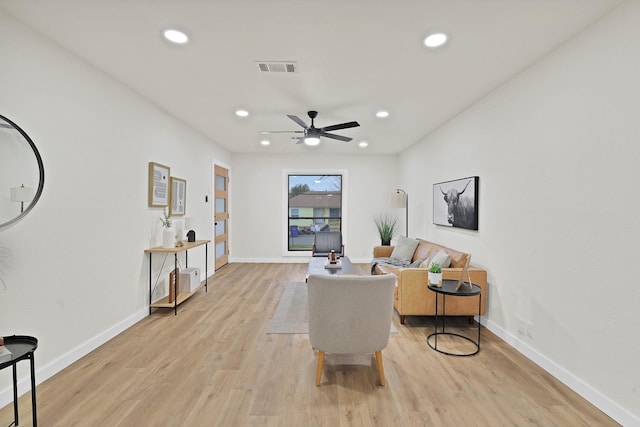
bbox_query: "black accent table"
[0,335,38,426]
[427,280,482,356]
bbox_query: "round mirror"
[0,114,45,229]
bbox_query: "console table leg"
[148,254,153,315]
[205,243,208,292]
[174,253,178,315]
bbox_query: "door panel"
[214,165,229,269]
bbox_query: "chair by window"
[311,231,344,257]
[307,274,396,386]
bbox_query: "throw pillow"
[409,258,427,268]
[419,257,431,268]
[429,249,452,269]
[390,236,420,262]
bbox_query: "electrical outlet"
[525,322,534,338]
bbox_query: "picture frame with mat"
[455,254,473,291]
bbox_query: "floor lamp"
[392,189,408,237]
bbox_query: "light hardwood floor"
[1,263,617,426]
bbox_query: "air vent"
[255,61,297,73]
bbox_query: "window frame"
[283,169,348,257]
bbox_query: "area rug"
[267,281,398,334]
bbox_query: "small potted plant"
[374,214,398,246]
[428,262,442,287]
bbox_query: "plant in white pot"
[160,209,175,248]
[428,262,442,287]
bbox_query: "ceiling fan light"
[424,32,448,48]
[163,29,189,44]
[304,137,320,146]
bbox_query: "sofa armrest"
[373,245,394,258]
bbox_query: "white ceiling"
[0,0,622,154]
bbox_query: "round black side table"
[427,280,482,356]
[0,335,38,427]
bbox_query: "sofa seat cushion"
[371,257,408,275]
[374,262,403,276]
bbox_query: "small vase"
[381,239,391,246]
[162,227,175,249]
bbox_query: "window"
[287,174,342,251]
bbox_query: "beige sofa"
[372,238,487,324]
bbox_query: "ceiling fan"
[261,110,360,145]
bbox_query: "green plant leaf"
[373,214,398,241]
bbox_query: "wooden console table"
[145,240,210,315]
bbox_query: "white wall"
[230,153,398,263]
[399,2,639,424]
[0,11,230,402]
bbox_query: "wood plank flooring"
[1,263,618,426]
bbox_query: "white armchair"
[306,273,396,386]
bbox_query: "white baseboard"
[0,307,148,408]
[480,317,639,426]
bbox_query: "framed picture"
[433,176,479,230]
[148,162,170,207]
[169,176,186,216]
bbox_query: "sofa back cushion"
[413,239,470,268]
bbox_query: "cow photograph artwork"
[433,176,479,230]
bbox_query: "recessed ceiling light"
[235,109,249,117]
[376,110,389,118]
[358,141,369,148]
[260,140,270,146]
[163,29,189,44]
[424,32,448,48]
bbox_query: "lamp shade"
[391,191,407,208]
[10,185,35,203]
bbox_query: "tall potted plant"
[374,214,398,246]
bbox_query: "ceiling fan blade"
[321,132,352,142]
[295,137,305,144]
[287,115,309,129]
[321,121,360,132]
[260,130,304,134]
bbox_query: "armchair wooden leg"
[316,351,325,386]
[375,351,385,387]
